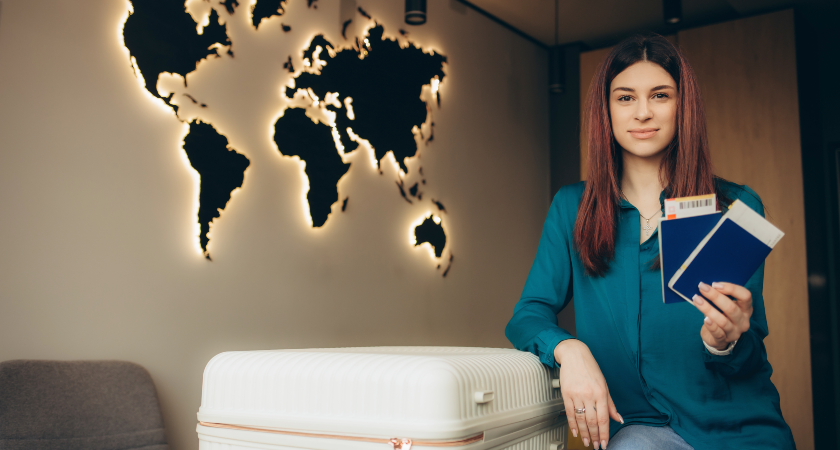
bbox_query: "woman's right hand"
[555,339,623,450]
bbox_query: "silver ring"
[574,407,585,414]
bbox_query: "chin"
[620,142,669,159]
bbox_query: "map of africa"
[122,0,453,275]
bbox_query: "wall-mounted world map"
[122,0,453,275]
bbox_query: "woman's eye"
[653,93,669,99]
[618,95,633,102]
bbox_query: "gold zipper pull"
[388,438,412,450]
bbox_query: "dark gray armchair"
[0,360,167,450]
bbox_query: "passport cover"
[658,212,721,304]
[668,218,772,307]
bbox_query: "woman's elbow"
[504,315,523,349]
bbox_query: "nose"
[634,98,653,121]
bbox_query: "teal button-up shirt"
[505,181,795,449]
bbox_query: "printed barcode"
[678,199,713,209]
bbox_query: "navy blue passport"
[668,200,784,306]
[658,212,721,304]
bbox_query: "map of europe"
[122,0,453,275]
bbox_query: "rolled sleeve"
[505,187,577,368]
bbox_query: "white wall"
[0,0,549,448]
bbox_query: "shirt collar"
[618,189,669,210]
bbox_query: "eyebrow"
[613,85,676,93]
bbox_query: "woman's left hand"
[691,282,753,351]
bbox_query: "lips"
[629,128,658,139]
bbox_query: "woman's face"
[609,61,678,159]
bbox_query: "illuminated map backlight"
[122,0,452,275]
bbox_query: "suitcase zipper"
[199,421,484,447]
[389,437,412,450]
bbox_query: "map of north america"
[122,0,452,274]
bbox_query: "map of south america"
[182,122,250,257]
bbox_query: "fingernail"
[593,440,600,450]
[620,416,624,424]
[704,316,711,324]
[583,438,589,447]
[698,282,711,292]
[693,294,705,305]
[572,429,578,438]
[602,440,608,449]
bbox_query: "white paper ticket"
[664,193,716,219]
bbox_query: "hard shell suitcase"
[197,347,567,450]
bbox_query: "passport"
[658,212,721,304]
[668,199,784,306]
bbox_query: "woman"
[505,34,795,450]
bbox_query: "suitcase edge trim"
[198,421,484,447]
[196,416,569,450]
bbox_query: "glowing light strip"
[344,97,355,120]
[312,46,325,71]
[176,123,204,257]
[120,2,203,257]
[381,151,406,179]
[118,2,174,117]
[118,1,133,47]
[307,88,319,106]
[185,0,212,34]
[324,92,341,109]
[247,0,258,27]
[345,128,377,169]
[297,158,314,228]
[409,211,443,260]
[266,108,316,229]
[331,125,345,155]
[129,58,176,115]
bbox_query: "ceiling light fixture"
[663,0,682,24]
[548,0,564,94]
[405,0,426,25]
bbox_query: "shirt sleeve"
[702,185,771,378]
[505,188,576,368]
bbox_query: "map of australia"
[122,0,452,274]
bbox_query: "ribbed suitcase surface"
[197,347,566,450]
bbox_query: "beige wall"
[579,10,813,449]
[679,10,812,449]
[0,1,550,449]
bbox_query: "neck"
[620,150,666,212]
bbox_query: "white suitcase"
[197,347,567,450]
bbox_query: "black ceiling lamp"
[405,0,427,25]
[663,0,682,24]
[549,0,564,94]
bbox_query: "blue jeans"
[608,425,693,450]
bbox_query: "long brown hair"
[575,33,726,276]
